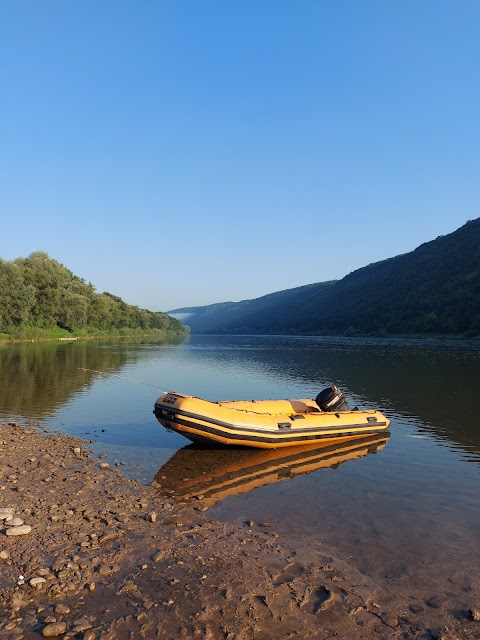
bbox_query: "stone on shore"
[5,524,32,536]
[42,621,67,636]
[29,576,47,588]
[55,603,71,614]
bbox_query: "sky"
[1,1,479,312]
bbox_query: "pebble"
[469,608,480,621]
[29,577,47,588]
[42,622,67,637]
[55,603,71,615]
[3,623,17,635]
[150,550,164,562]
[6,517,24,526]
[146,511,157,523]
[7,623,24,640]
[0,550,10,559]
[83,631,96,640]
[11,598,28,609]
[99,463,110,470]
[6,524,32,536]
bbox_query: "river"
[1,334,480,596]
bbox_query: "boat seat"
[289,399,321,413]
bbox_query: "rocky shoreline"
[1,421,479,640]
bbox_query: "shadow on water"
[153,433,390,507]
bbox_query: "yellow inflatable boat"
[153,385,390,449]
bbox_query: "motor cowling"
[315,385,350,412]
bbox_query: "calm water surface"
[1,334,480,585]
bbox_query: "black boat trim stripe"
[163,415,386,444]
[154,404,387,435]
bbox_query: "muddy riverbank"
[1,421,479,640]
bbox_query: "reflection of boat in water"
[153,433,390,507]
[153,386,390,449]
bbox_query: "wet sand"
[1,422,479,640]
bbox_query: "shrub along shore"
[0,329,188,345]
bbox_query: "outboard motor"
[315,385,350,412]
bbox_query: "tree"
[1,252,188,336]
[15,252,71,327]
[0,259,36,329]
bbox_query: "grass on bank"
[0,325,189,343]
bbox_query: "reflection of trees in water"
[189,336,480,456]
[0,335,188,418]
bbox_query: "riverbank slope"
[1,422,479,640]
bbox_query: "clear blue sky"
[1,1,479,311]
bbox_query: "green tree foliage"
[0,258,36,328]
[0,252,187,337]
[15,252,72,327]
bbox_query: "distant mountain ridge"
[170,218,480,337]
[169,282,337,333]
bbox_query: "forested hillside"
[169,282,336,333]
[0,252,187,339]
[171,218,480,337]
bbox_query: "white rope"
[78,368,167,392]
